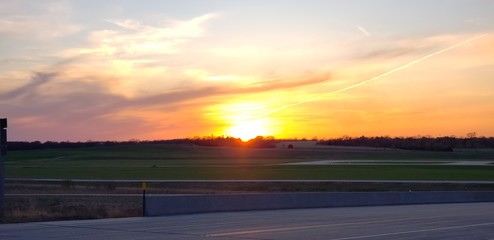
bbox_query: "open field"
[2,143,494,222]
[5,143,494,180]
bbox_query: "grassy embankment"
[5,143,494,180]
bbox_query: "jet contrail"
[357,25,371,36]
[254,33,488,119]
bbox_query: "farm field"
[5,143,494,181]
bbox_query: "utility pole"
[0,118,6,218]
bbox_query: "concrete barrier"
[144,191,494,216]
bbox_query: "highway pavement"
[1,202,493,239]
[8,178,494,184]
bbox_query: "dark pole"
[142,181,146,217]
[0,118,7,218]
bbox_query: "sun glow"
[212,102,278,141]
[227,119,268,141]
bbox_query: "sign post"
[142,181,147,217]
[0,118,7,218]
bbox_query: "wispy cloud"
[0,1,82,39]
[356,25,371,37]
[354,33,481,61]
[64,13,217,58]
[0,72,55,100]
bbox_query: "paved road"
[1,202,494,239]
[7,178,494,184]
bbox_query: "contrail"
[357,25,371,36]
[254,33,488,118]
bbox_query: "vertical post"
[0,118,7,218]
[142,181,147,217]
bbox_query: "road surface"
[1,202,493,239]
[8,178,494,184]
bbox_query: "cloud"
[133,72,331,107]
[0,71,133,140]
[233,73,330,94]
[66,13,217,58]
[0,65,331,141]
[0,1,82,39]
[50,13,219,99]
[6,68,319,108]
[0,72,55,100]
[354,33,481,62]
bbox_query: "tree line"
[6,136,278,151]
[318,136,494,151]
[6,135,494,151]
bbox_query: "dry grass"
[3,195,141,223]
[2,180,493,223]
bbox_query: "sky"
[1,0,494,141]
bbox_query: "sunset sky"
[1,0,494,141]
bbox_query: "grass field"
[5,143,494,180]
[3,143,494,223]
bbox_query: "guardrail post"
[142,181,147,217]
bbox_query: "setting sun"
[227,119,268,141]
[212,102,275,141]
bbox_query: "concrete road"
[1,202,493,239]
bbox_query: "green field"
[5,144,494,180]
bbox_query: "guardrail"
[145,191,494,216]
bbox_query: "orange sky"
[1,1,494,141]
